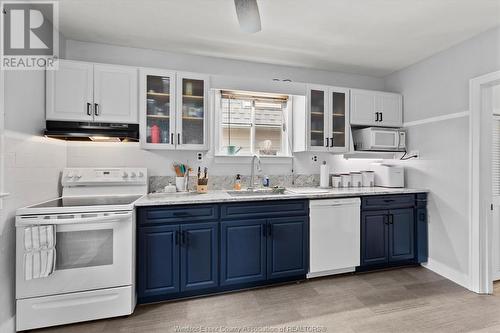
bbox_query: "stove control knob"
[74,174,82,180]
[66,172,74,179]
[122,171,128,178]
[138,171,144,178]
[130,172,137,178]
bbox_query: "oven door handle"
[16,212,133,227]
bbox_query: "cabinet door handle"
[177,133,181,145]
[170,133,174,144]
[86,102,92,116]
[330,137,334,147]
[380,112,383,122]
[94,103,99,116]
[388,214,394,224]
[267,224,272,237]
[384,216,389,225]
[375,112,379,122]
[324,138,329,147]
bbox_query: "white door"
[46,60,94,122]
[350,89,377,126]
[176,72,209,150]
[139,68,177,149]
[328,87,350,153]
[307,84,330,152]
[491,116,500,281]
[376,93,403,127]
[93,64,138,124]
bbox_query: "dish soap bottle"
[234,174,242,190]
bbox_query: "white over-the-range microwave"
[352,127,406,151]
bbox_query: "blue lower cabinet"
[267,217,308,279]
[180,222,218,291]
[138,201,309,303]
[361,211,389,266]
[138,225,180,298]
[359,194,428,271]
[416,207,428,263]
[389,208,415,262]
[220,219,267,286]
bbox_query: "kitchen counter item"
[332,174,342,188]
[309,198,361,278]
[320,161,330,188]
[361,171,375,187]
[373,164,405,188]
[350,172,362,187]
[340,174,351,188]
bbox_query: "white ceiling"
[58,0,500,77]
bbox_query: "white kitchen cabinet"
[46,60,138,124]
[350,89,402,127]
[93,64,138,123]
[46,60,93,122]
[176,72,209,150]
[294,85,349,153]
[139,69,209,150]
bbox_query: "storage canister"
[331,174,342,188]
[350,172,363,187]
[361,171,375,187]
[340,174,351,188]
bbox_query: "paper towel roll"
[320,161,330,188]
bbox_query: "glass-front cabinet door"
[139,69,176,149]
[176,73,209,150]
[329,87,350,153]
[308,85,329,151]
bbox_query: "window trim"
[213,89,292,157]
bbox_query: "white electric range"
[15,167,147,331]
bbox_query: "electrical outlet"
[311,155,318,162]
[197,152,203,161]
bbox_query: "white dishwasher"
[308,198,361,278]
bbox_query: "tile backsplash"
[149,174,320,193]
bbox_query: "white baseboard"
[422,258,470,290]
[0,315,15,333]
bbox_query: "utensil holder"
[175,176,187,192]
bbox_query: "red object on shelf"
[151,124,160,144]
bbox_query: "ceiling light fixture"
[234,0,262,33]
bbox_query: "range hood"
[44,121,139,142]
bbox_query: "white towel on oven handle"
[24,225,56,280]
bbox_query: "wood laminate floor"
[33,267,500,333]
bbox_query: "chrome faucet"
[248,154,262,191]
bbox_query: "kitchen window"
[214,90,291,157]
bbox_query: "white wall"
[63,40,385,177]
[384,26,500,287]
[0,71,67,333]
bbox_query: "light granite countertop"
[134,187,428,207]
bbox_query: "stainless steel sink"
[226,189,285,197]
